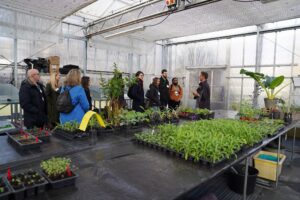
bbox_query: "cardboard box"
[47,56,60,74]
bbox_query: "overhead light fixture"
[104,26,145,39]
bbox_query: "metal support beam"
[87,0,222,38]
[83,38,88,75]
[253,26,262,107]
[14,38,18,87]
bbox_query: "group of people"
[129,69,210,112]
[19,68,93,129]
[19,68,210,129]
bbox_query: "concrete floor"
[258,140,300,200]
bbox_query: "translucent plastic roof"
[75,0,148,20]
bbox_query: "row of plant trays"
[132,138,230,167]
[0,169,78,200]
[133,125,286,168]
[178,112,215,121]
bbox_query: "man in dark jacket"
[193,71,210,109]
[19,69,47,129]
[131,71,145,112]
[159,69,169,109]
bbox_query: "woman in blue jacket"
[60,69,90,124]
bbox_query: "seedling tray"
[5,178,25,200]
[42,171,78,189]
[7,132,42,151]
[0,178,11,200]
[53,128,89,140]
[29,130,51,143]
[133,138,229,167]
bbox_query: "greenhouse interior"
[1,0,300,199]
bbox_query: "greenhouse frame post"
[243,157,249,200]
[83,38,88,75]
[253,26,262,107]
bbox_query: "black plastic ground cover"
[132,138,230,167]
[41,171,78,189]
[53,128,89,141]
[0,177,11,200]
[5,177,25,200]
[6,132,42,151]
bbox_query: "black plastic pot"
[35,180,48,195]
[42,171,78,189]
[6,178,25,200]
[284,113,293,124]
[25,186,35,198]
[269,111,281,119]
[208,112,215,119]
[227,165,259,195]
[0,179,11,200]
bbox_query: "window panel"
[261,33,275,65]
[230,37,243,66]
[276,30,293,64]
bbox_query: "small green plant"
[40,157,72,180]
[239,101,262,119]
[56,121,80,132]
[119,110,148,126]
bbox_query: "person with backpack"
[45,72,61,129]
[58,69,90,124]
[146,77,160,110]
[19,69,47,129]
[169,77,183,110]
[128,71,145,112]
[159,69,169,109]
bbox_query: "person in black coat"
[19,69,47,129]
[193,71,211,109]
[131,71,145,112]
[147,77,160,109]
[159,69,169,109]
[81,76,92,110]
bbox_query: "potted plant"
[40,157,78,189]
[240,69,291,109]
[100,64,134,127]
[279,99,292,124]
[0,177,11,200]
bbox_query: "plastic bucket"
[227,165,259,195]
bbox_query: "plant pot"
[42,171,78,189]
[6,178,25,200]
[269,111,281,119]
[227,165,259,195]
[0,179,11,200]
[264,98,279,110]
[284,113,292,124]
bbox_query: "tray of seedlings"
[7,131,42,151]
[134,119,285,167]
[177,107,214,121]
[28,128,51,142]
[0,176,11,200]
[53,121,89,140]
[0,121,19,135]
[145,109,180,127]
[40,157,78,189]
[6,169,48,200]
